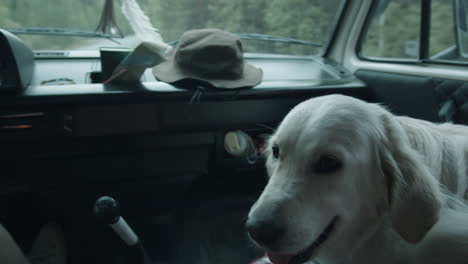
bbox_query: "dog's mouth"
[266,216,339,264]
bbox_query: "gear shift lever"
[93,196,139,245]
[94,196,152,264]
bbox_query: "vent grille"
[34,51,70,58]
[0,111,45,135]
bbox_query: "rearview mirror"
[454,0,468,58]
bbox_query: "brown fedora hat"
[153,28,263,89]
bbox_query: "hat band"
[177,60,244,80]
[184,67,243,80]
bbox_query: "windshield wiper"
[168,33,322,47]
[5,27,123,38]
[236,33,322,47]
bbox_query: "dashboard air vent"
[0,112,45,136]
[34,51,70,58]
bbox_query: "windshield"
[0,0,346,56]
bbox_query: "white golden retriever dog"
[246,94,468,264]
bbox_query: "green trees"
[265,0,338,54]
[133,0,336,54]
[0,0,457,57]
[0,0,344,54]
[430,0,454,56]
[361,0,455,59]
[362,0,421,58]
[0,4,17,27]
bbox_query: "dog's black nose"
[246,217,284,247]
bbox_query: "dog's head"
[246,95,442,264]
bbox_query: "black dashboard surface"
[0,55,369,191]
[0,54,369,137]
[0,55,371,248]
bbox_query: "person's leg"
[0,223,30,264]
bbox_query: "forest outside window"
[0,0,347,56]
[358,0,468,64]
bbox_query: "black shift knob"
[93,196,120,224]
[92,196,151,264]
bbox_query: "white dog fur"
[248,94,468,264]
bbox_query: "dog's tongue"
[266,251,293,264]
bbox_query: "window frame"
[323,0,351,57]
[356,0,468,66]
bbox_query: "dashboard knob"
[224,130,258,163]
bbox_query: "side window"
[455,0,468,60]
[358,0,468,64]
[430,0,455,58]
[360,0,421,60]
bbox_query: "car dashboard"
[0,34,369,264]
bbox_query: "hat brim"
[152,57,263,89]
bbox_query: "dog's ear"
[378,113,442,244]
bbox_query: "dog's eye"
[313,155,342,174]
[272,145,280,159]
